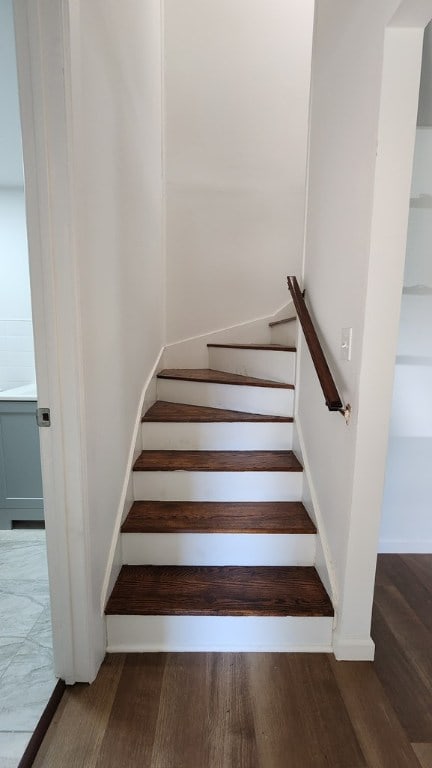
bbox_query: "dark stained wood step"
[207,343,296,352]
[269,317,297,328]
[157,368,294,389]
[121,501,316,534]
[142,401,293,423]
[105,565,333,617]
[133,450,302,472]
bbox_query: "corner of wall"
[332,633,375,661]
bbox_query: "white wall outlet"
[341,327,352,361]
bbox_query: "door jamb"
[13,0,104,683]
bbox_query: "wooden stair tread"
[207,343,296,352]
[157,368,294,389]
[105,565,333,617]
[142,401,293,423]
[133,450,302,472]
[269,317,297,328]
[122,501,316,534]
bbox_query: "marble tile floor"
[0,531,57,768]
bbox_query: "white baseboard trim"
[332,633,375,661]
[100,347,164,614]
[378,539,432,553]
[107,642,334,653]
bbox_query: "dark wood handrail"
[287,276,350,419]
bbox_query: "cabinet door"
[0,402,43,512]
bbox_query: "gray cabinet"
[0,401,43,529]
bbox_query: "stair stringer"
[164,301,295,369]
[100,348,164,615]
[291,418,338,632]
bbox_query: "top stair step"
[157,369,294,389]
[207,343,295,352]
[269,317,297,328]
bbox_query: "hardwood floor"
[33,555,432,768]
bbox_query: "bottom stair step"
[105,565,333,617]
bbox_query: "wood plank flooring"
[133,449,303,472]
[33,555,432,768]
[121,500,316,534]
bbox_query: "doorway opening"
[379,20,432,554]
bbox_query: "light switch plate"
[341,327,352,361]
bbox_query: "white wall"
[0,192,34,389]
[0,0,24,186]
[297,0,424,657]
[0,1,35,390]
[75,0,164,657]
[165,0,314,343]
[380,128,432,551]
[418,22,432,126]
[0,190,30,320]
[404,129,432,286]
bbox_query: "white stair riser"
[122,532,316,566]
[208,347,295,385]
[270,322,297,347]
[157,378,294,417]
[141,421,293,451]
[133,470,303,502]
[106,615,333,652]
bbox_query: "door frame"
[334,0,432,656]
[13,0,104,683]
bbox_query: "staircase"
[105,318,334,652]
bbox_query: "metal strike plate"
[36,407,51,427]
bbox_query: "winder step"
[133,450,302,472]
[142,401,293,423]
[157,368,294,389]
[207,343,296,351]
[105,565,334,617]
[122,501,316,534]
